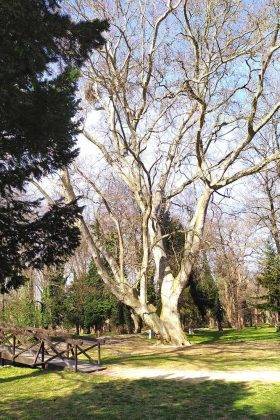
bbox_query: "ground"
[1,327,280,419]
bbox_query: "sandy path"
[104,367,280,383]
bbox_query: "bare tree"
[53,0,280,344]
[245,118,280,252]
[209,216,255,329]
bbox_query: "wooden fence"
[0,326,105,373]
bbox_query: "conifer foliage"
[257,244,280,319]
[0,0,108,292]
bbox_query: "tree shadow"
[190,329,230,344]
[1,371,280,419]
[0,367,44,384]
[190,327,280,345]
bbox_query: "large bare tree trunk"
[142,312,188,345]
[160,298,190,345]
[58,0,280,345]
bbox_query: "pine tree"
[83,261,116,333]
[187,256,224,330]
[0,0,108,292]
[257,243,280,328]
[64,260,133,334]
[41,271,67,328]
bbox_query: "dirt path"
[104,366,280,383]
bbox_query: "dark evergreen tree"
[83,261,116,333]
[188,257,224,330]
[41,271,67,328]
[161,210,185,276]
[257,243,280,328]
[64,275,87,334]
[64,260,133,334]
[0,0,108,291]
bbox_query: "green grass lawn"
[100,327,280,371]
[1,366,280,419]
[1,327,280,419]
[189,326,280,345]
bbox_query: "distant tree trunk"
[236,312,245,330]
[1,293,5,322]
[209,317,215,329]
[217,320,223,332]
[275,312,280,331]
[131,312,142,333]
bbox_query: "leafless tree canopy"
[33,0,280,344]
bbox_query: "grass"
[1,366,280,419]
[100,326,280,371]
[1,327,280,419]
[189,326,280,344]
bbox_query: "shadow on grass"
[190,329,227,344]
[0,368,42,384]
[190,327,280,345]
[102,348,280,371]
[1,370,280,419]
[101,339,280,370]
[101,352,255,369]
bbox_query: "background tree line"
[2,210,279,334]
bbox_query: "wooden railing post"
[74,344,78,372]
[41,340,45,369]
[97,342,101,366]
[12,335,16,363]
[67,343,70,359]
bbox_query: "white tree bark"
[49,0,280,344]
